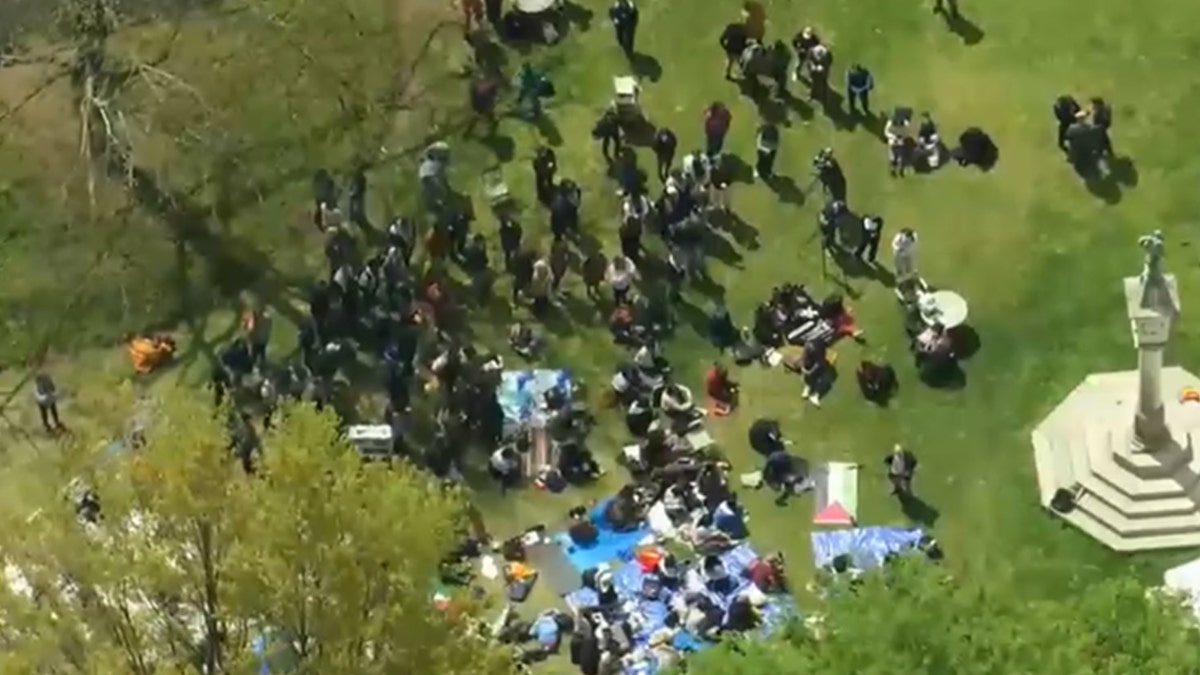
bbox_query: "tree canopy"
[0,392,511,675]
[686,555,1200,675]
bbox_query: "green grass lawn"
[5,0,1200,603]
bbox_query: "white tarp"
[1163,557,1200,620]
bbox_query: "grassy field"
[5,0,1200,604]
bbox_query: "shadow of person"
[533,113,564,146]
[559,1,594,31]
[944,12,984,45]
[1109,155,1138,186]
[765,174,805,206]
[630,52,662,82]
[948,324,982,361]
[480,133,516,162]
[899,493,941,526]
[721,154,755,184]
[871,263,896,288]
[713,210,761,249]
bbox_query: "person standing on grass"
[1053,95,1081,153]
[463,233,491,302]
[742,1,766,42]
[33,373,63,433]
[719,19,750,80]
[1091,96,1113,156]
[592,109,623,165]
[791,26,820,82]
[550,239,570,293]
[856,214,884,264]
[800,339,827,407]
[892,228,919,285]
[703,102,732,160]
[498,215,523,268]
[933,0,959,18]
[347,165,368,227]
[768,40,791,98]
[243,307,272,368]
[532,145,558,205]
[609,0,639,57]
[884,444,918,497]
[652,126,678,182]
[845,64,874,116]
[511,248,535,304]
[807,43,832,104]
[754,121,780,179]
[606,253,639,306]
[819,199,847,252]
[467,74,499,137]
[529,256,554,313]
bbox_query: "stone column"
[1133,343,1169,452]
[1125,274,1180,453]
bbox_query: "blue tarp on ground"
[497,369,574,427]
[554,497,652,573]
[810,526,924,569]
[564,542,796,675]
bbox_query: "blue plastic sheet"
[810,526,924,569]
[561,543,797,675]
[554,497,652,573]
[497,369,573,426]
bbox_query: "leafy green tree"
[687,555,1200,675]
[0,391,511,675]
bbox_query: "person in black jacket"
[652,126,677,181]
[855,214,883,263]
[884,444,918,497]
[592,109,623,164]
[845,64,874,116]
[1053,95,1081,152]
[532,146,558,205]
[1090,96,1113,156]
[497,215,522,268]
[791,27,820,81]
[719,20,750,79]
[609,0,638,57]
[818,199,847,251]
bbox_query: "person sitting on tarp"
[568,506,599,547]
[633,344,670,383]
[748,418,786,457]
[687,513,735,556]
[746,551,787,593]
[604,485,644,532]
[752,303,782,347]
[581,567,619,607]
[702,554,734,594]
[704,363,739,415]
[724,594,761,632]
[697,462,733,511]
[657,552,682,589]
[640,427,674,470]
[558,439,602,484]
[712,493,748,540]
[661,479,693,522]
[676,593,723,640]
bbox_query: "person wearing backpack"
[532,145,558,205]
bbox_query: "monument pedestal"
[1032,270,1195,551]
[1032,368,1200,551]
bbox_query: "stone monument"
[1033,231,1200,551]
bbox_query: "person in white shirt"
[489,446,521,493]
[606,254,639,306]
[891,228,918,284]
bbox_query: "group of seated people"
[567,543,787,674]
[752,284,859,349]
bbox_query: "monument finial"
[1138,230,1174,312]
